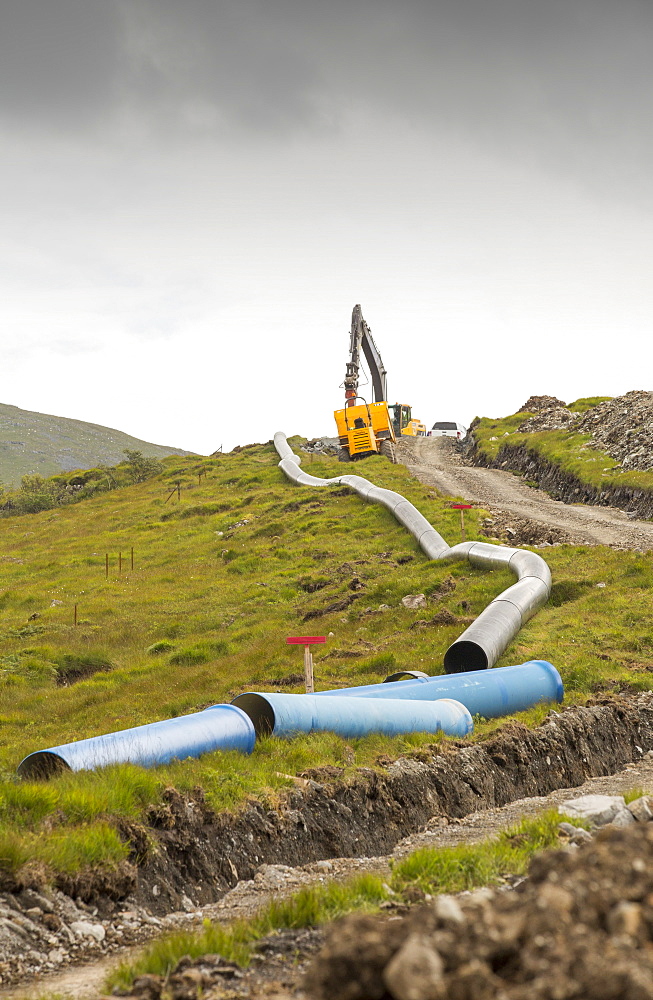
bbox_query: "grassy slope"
[1,439,653,881]
[0,401,193,486]
[472,396,653,493]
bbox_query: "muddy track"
[396,436,653,551]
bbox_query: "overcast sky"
[2,0,652,455]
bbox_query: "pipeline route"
[274,432,552,673]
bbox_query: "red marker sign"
[451,504,473,509]
[286,636,326,645]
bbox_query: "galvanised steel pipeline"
[314,660,564,719]
[17,704,256,779]
[274,432,551,673]
[232,692,473,740]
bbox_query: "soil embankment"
[307,816,653,1000]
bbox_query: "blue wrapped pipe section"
[314,660,563,719]
[232,692,474,739]
[17,704,256,779]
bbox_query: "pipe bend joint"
[509,549,551,586]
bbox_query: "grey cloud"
[0,0,328,134]
[118,0,326,134]
[0,1,120,125]
[2,0,653,194]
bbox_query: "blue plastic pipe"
[312,660,563,719]
[231,693,473,739]
[17,704,256,779]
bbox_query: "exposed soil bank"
[4,695,653,990]
[468,438,653,520]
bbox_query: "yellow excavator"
[333,305,426,462]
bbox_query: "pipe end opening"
[383,670,430,683]
[17,751,71,781]
[231,694,275,738]
[443,641,489,674]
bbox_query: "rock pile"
[514,391,653,471]
[301,437,340,456]
[577,390,653,471]
[305,793,653,1000]
[0,886,161,987]
[480,513,572,547]
[517,395,579,434]
[517,395,567,413]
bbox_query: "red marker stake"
[286,636,326,694]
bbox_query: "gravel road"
[396,435,653,550]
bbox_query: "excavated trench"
[117,695,653,915]
[4,694,653,993]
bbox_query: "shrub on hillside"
[122,450,163,484]
[0,451,164,519]
[146,640,177,656]
[54,653,114,685]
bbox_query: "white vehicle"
[430,421,467,440]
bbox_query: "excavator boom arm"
[344,304,388,404]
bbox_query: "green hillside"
[0,402,194,486]
[0,440,651,890]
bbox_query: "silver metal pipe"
[274,433,551,672]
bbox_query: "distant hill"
[0,402,196,486]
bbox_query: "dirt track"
[396,436,653,550]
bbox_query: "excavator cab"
[388,403,427,438]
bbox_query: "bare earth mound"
[306,820,653,1000]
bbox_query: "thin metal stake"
[304,645,315,694]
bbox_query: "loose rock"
[559,793,627,826]
[401,594,427,610]
[383,933,445,1000]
